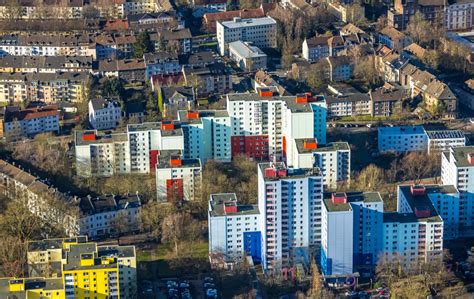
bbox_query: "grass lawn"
[137,241,210,280]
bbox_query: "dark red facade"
[166,178,184,201]
[231,135,269,160]
[149,150,160,170]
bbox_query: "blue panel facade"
[244,231,262,263]
[320,246,332,275]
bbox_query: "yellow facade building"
[1,237,136,299]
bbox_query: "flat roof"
[258,162,322,181]
[323,192,383,212]
[378,125,425,135]
[426,130,465,140]
[97,245,136,259]
[156,150,201,169]
[28,236,88,252]
[219,16,276,29]
[449,146,474,167]
[398,185,451,223]
[228,41,267,58]
[226,93,313,113]
[178,110,229,125]
[75,130,128,146]
[295,139,350,154]
[209,193,260,217]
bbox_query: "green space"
[137,242,210,280]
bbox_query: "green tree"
[133,31,154,58]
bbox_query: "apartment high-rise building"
[156,152,202,201]
[226,92,327,161]
[217,16,277,56]
[321,192,384,276]
[289,139,350,189]
[258,162,323,271]
[442,146,474,232]
[178,110,232,163]
[208,193,261,267]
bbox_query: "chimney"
[259,88,273,97]
[295,93,308,103]
[468,153,474,164]
[410,185,426,196]
[224,202,238,214]
[332,193,347,204]
[187,111,200,119]
[161,121,174,130]
[170,155,182,167]
[82,131,96,141]
[414,206,431,218]
[303,139,318,150]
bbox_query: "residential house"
[79,193,141,238]
[183,63,232,96]
[144,52,180,80]
[378,26,413,51]
[328,36,346,56]
[445,0,474,31]
[125,101,145,123]
[302,36,330,62]
[150,28,192,54]
[191,0,227,18]
[88,98,122,130]
[370,83,409,117]
[326,56,353,82]
[98,58,146,82]
[325,83,372,117]
[158,86,195,117]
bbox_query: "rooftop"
[75,130,128,146]
[79,193,141,215]
[323,192,383,212]
[177,110,229,125]
[228,41,267,58]
[398,185,454,223]
[218,16,276,29]
[97,245,136,259]
[28,236,88,252]
[447,146,474,167]
[209,193,259,217]
[378,125,425,135]
[226,93,315,113]
[156,150,201,169]
[258,162,322,181]
[295,139,350,154]
[426,130,465,140]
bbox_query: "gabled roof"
[425,80,456,100]
[380,26,408,40]
[305,36,330,47]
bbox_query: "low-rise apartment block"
[183,63,232,96]
[2,105,59,140]
[217,16,277,56]
[79,193,141,238]
[23,237,137,299]
[228,41,267,71]
[0,55,93,73]
[144,52,181,79]
[445,0,474,31]
[378,125,427,153]
[378,126,466,154]
[0,71,88,104]
[325,84,371,117]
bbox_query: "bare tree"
[161,212,201,257]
